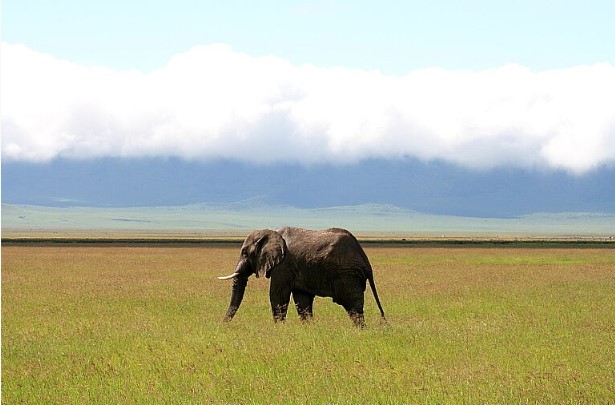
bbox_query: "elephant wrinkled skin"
[218,227,386,327]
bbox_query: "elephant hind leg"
[337,290,366,327]
[330,281,366,326]
[346,309,366,328]
[292,290,315,321]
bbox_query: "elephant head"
[218,229,286,321]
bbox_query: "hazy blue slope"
[2,158,615,217]
[3,203,615,237]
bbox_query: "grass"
[2,245,615,403]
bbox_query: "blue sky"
[2,1,615,215]
[4,0,615,73]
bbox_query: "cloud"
[2,42,615,173]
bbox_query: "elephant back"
[278,227,370,271]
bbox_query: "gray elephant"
[218,227,386,327]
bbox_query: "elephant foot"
[348,311,366,328]
[298,314,313,323]
[272,303,289,323]
[296,307,314,322]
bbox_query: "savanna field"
[2,244,614,404]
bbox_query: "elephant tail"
[367,272,386,322]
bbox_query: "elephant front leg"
[270,286,292,323]
[292,290,315,321]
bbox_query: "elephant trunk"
[222,260,250,321]
[223,275,248,321]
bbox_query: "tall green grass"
[2,246,614,403]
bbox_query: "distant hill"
[3,203,615,237]
[2,158,615,218]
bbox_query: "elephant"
[218,227,386,327]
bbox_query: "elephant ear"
[255,230,286,278]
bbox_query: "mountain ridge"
[2,158,614,218]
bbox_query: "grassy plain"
[2,245,614,403]
[4,202,615,237]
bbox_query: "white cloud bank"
[2,42,615,173]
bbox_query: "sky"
[2,0,615,213]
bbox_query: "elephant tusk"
[217,272,239,280]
